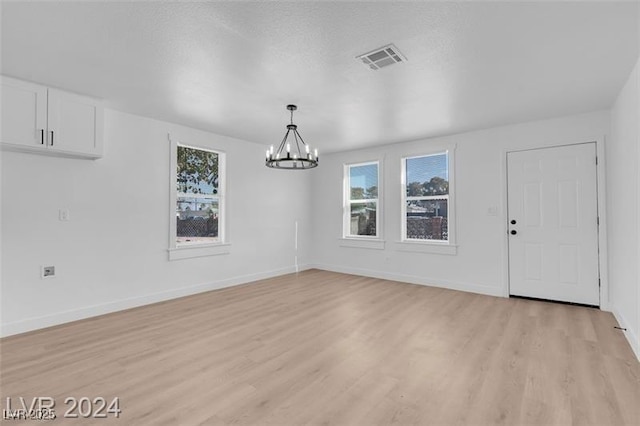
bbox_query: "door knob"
[510,220,517,225]
[510,230,517,235]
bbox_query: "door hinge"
[595,156,598,165]
[599,278,601,288]
[597,216,600,226]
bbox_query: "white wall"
[310,111,610,298]
[609,57,639,359]
[0,109,312,336]
[0,99,633,349]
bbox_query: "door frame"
[500,137,610,310]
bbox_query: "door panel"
[523,182,541,227]
[558,180,578,228]
[507,143,599,305]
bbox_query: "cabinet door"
[47,89,104,157]
[1,76,47,148]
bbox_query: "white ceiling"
[1,1,638,153]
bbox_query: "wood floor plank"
[1,269,637,425]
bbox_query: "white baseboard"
[1,264,311,338]
[611,305,640,362]
[309,263,504,298]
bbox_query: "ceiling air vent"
[356,44,406,70]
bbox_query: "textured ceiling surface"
[1,1,638,152]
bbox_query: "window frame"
[168,136,228,260]
[343,160,381,240]
[400,150,455,247]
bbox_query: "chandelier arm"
[276,128,290,157]
[295,129,312,159]
[294,129,309,168]
[292,128,303,157]
[294,129,308,148]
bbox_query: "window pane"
[177,146,219,195]
[406,154,448,197]
[406,199,448,240]
[350,163,378,200]
[350,202,377,236]
[177,197,219,243]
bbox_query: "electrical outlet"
[41,266,55,279]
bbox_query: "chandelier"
[265,104,318,169]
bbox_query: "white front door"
[507,143,599,305]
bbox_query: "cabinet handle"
[50,130,54,146]
[40,129,44,145]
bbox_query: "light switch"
[59,209,70,221]
[487,206,498,216]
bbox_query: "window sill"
[394,241,457,255]
[339,238,385,250]
[168,243,231,261]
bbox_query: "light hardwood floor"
[1,269,638,425]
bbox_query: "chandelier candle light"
[265,104,319,169]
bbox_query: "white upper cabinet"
[47,89,103,157]
[1,76,104,159]
[1,77,47,149]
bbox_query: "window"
[168,136,228,260]
[175,144,224,245]
[402,152,450,242]
[345,161,379,238]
